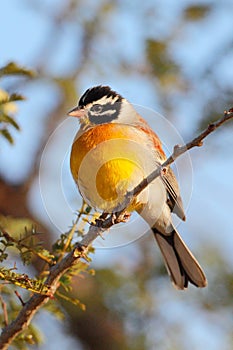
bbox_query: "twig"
[14,291,25,307]
[130,109,233,200]
[57,200,86,263]
[0,227,54,265]
[0,296,8,327]
[0,108,232,349]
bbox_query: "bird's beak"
[67,106,85,118]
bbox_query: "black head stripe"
[78,85,122,107]
[88,99,122,124]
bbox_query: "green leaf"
[56,290,86,310]
[9,93,26,102]
[0,252,8,262]
[0,128,14,144]
[146,39,179,77]
[15,323,43,347]
[85,205,92,214]
[0,62,36,78]
[44,300,65,321]
[0,90,25,106]
[184,5,211,21]
[0,89,9,103]
[20,250,33,265]
[0,114,20,130]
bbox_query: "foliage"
[0,62,96,347]
[0,201,95,348]
[0,62,35,144]
[0,285,44,349]
[146,39,179,79]
[183,5,211,21]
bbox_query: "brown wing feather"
[136,116,185,220]
[162,167,186,221]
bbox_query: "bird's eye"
[90,104,103,113]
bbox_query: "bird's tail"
[153,228,207,289]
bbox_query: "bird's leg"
[111,211,131,224]
[94,212,109,227]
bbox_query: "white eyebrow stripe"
[91,109,117,116]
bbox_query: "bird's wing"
[161,167,186,221]
[135,116,186,220]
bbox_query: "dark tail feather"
[153,228,207,289]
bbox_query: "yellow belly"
[70,123,154,211]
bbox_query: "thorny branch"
[0,108,232,349]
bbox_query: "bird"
[68,85,207,290]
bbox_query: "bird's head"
[68,85,138,127]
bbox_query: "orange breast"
[70,123,162,211]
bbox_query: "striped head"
[68,85,138,128]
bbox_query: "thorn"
[98,231,106,240]
[111,213,117,224]
[14,290,25,306]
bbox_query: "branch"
[131,108,233,199]
[0,108,232,349]
[0,296,8,327]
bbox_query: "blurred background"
[0,0,233,349]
